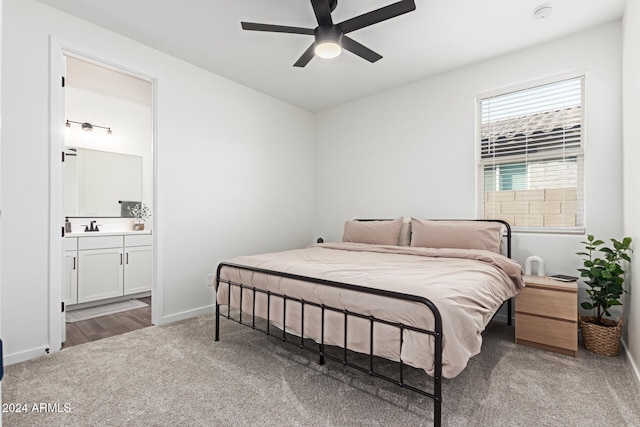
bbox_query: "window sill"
[512,227,585,235]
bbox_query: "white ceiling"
[66,56,152,106]
[35,0,626,112]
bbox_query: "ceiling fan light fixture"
[315,41,342,59]
[314,25,343,59]
[241,0,416,67]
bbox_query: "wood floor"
[63,296,152,348]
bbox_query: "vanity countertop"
[66,230,152,238]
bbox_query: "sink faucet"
[84,221,100,232]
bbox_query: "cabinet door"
[78,248,124,303]
[124,246,151,294]
[63,250,78,305]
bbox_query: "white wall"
[1,0,315,362]
[622,0,640,383]
[315,22,622,281]
[65,85,153,220]
[65,87,151,158]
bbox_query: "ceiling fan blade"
[311,0,334,26]
[342,36,382,63]
[337,0,416,34]
[293,43,316,67]
[241,22,314,35]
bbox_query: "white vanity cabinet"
[65,232,152,306]
[63,238,78,305]
[123,234,152,294]
[77,235,124,303]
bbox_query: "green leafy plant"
[577,234,633,326]
[127,202,151,225]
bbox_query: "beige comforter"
[217,242,524,378]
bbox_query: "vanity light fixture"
[66,119,112,135]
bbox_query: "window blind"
[478,76,585,232]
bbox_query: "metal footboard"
[215,262,443,427]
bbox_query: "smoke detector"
[533,3,553,20]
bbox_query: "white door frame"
[48,38,160,353]
[1,0,4,421]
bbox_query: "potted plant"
[577,234,632,356]
[128,202,151,231]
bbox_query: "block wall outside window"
[484,187,577,227]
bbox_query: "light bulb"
[315,42,341,59]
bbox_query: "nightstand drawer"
[516,286,577,321]
[516,313,578,351]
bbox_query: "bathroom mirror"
[64,147,142,217]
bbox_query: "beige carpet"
[3,315,640,426]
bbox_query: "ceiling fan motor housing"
[315,25,343,45]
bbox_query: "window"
[478,76,584,232]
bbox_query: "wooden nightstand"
[515,275,578,357]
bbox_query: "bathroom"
[62,55,154,345]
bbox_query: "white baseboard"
[4,346,53,367]
[622,340,640,391]
[155,305,214,326]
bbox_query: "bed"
[214,218,524,426]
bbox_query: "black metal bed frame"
[214,219,512,427]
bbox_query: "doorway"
[49,43,157,352]
[63,55,154,346]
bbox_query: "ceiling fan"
[241,0,416,67]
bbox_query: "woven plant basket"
[579,316,623,357]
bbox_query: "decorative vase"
[133,223,145,231]
[579,316,623,357]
